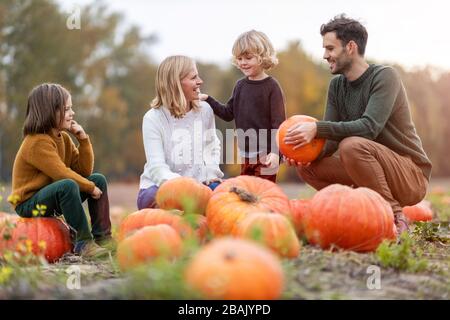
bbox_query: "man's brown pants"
[297,137,428,214]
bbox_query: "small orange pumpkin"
[402,200,433,222]
[232,212,300,258]
[156,177,212,215]
[276,115,325,163]
[206,176,292,236]
[185,238,284,299]
[117,209,196,241]
[289,199,311,236]
[117,224,182,271]
[303,184,396,252]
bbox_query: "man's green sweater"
[316,64,432,180]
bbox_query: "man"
[284,14,432,235]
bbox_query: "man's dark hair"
[320,14,368,56]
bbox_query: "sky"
[58,0,450,71]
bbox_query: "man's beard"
[331,57,352,75]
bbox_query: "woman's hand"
[91,186,102,199]
[69,120,88,140]
[283,122,317,149]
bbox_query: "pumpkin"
[206,176,291,236]
[117,208,196,241]
[156,177,212,215]
[185,238,284,299]
[0,217,72,263]
[276,115,325,163]
[232,212,300,258]
[303,184,396,252]
[183,214,209,242]
[289,199,311,236]
[402,200,433,222]
[117,224,182,271]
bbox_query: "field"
[0,181,449,300]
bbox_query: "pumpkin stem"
[230,187,258,203]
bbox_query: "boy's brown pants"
[297,137,428,214]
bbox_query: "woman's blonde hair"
[151,55,199,118]
[232,30,278,70]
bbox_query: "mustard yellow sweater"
[9,131,96,208]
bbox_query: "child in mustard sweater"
[8,83,112,258]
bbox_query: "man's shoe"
[75,240,110,259]
[394,212,410,236]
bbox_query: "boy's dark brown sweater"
[206,76,286,156]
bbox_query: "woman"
[137,55,224,210]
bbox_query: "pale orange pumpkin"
[402,200,433,222]
[185,238,284,299]
[117,224,182,271]
[117,208,196,241]
[183,214,209,242]
[0,217,72,263]
[206,176,291,236]
[289,199,311,236]
[276,115,325,163]
[155,177,212,215]
[303,184,396,252]
[232,212,300,258]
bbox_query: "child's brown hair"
[23,83,70,136]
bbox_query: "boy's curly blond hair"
[232,30,278,70]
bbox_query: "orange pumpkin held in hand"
[277,115,325,163]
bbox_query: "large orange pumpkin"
[117,209,197,241]
[276,115,325,163]
[156,177,212,215]
[206,176,292,236]
[232,212,300,258]
[303,184,396,252]
[289,199,311,236]
[402,200,433,222]
[185,238,284,299]
[117,224,182,271]
[0,217,73,263]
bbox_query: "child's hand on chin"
[70,120,87,140]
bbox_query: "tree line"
[1,0,449,183]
